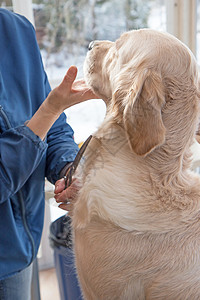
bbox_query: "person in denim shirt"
[0,8,96,300]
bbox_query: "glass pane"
[33,0,166,82]
[32,0,167,144]
[32,0,167,154]
[0,0,12,10]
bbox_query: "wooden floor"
[39,268,60,300]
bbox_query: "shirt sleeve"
[0,125,47,203]
[45,112,79,184]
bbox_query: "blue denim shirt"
[0,9,79,279]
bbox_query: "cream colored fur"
[72,29,200,299]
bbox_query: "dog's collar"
[63,135,93,189]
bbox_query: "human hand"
[44,66,98,116]
[54,177,80,216]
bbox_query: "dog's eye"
[88,41,95,51]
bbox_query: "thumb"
[54,178,65,194]
[61,66,78,91]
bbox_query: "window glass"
[0,0,12,10]
[33,0,166,144]
[33,0,166,83]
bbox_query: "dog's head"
[84,29,200,156]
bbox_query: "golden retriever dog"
[72,29,200,300]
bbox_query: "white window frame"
[166,0,197,56]
[12,0,35,26]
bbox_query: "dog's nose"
[88,41,95,51]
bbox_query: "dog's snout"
[88,41,95,51]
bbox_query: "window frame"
[12,0,35,25]
[166,0,197,56]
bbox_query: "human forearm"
[26,102,60,140]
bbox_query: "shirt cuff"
[16,125,47,149]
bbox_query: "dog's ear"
[123,71,166,156]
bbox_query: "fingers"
[54,177,80,214]
[72,79,99,98]
[54,179,79,203]
[58,67,99,106]
[72,79,91,90]
[54,177,77,195]
[58,203,74,215]
[80,88,99,101]
[60,66,78,91]
[54,178,65,194]
[56,188,76,214]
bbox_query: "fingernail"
[70,66,77,74]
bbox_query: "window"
[33,0,166,84]
[197,0,200,62]
[32,0,166,144]
[0,0,12,10]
